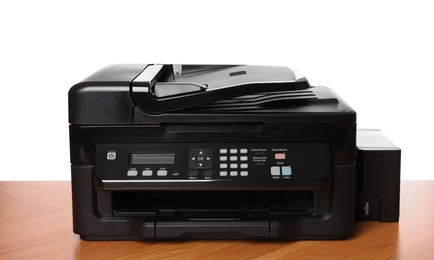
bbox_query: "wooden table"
[0,181,433,259]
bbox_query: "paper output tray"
[112,190,314,239]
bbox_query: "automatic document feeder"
[68,64,400,240]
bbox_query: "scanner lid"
[131,64,310,114]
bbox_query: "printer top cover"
[69,64,358,240]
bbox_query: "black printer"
[68,64,400,240]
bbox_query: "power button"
[106,151,117,160]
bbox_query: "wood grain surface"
[0,181,433,259]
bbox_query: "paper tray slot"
[109,190,319,239]
[112,191,314,216]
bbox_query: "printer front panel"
[70,122,356,240]
[93,142,331,185]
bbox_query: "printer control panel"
[94,143,330,182]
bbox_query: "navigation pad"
[188,149,213,169]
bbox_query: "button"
[142,170,153,176]
[230,156,238,161]
[106,151,117,160]
[219,171,228,176]
[230,171,238,176]
[230,164,238,169]
[240,171,248,176]
[157,170,168,176]
[282,166,292,176]
[188,170,198,177]
[220,156,227,161]
[240,149,248,154]
[240,163,248,169]
[127,169,138,176]
[220,149,228,154]
[230,149,238,154]
[240,156,248,161]
[271,166,280,176]
[203,170,213,177]
[220,163,228,169]
[189,149,213,169]
[275,153,286,160]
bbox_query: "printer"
[68,64,400,240]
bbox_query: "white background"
[0,0,432,180]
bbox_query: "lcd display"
[130,154,175,164]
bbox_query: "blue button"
[282,166,292,176]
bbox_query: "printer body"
[69,64,400,240]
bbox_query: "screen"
[130,153,175,164]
